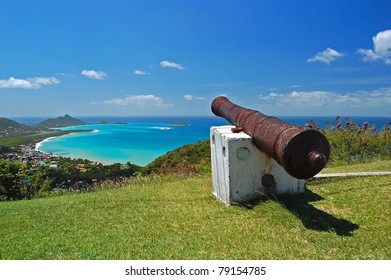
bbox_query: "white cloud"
[102,94,172,107]
[307,48,345,64]
[134,69,150,75]
[56,73,77,78]
[0,76,60,89]
[160,60,186,70]
[259,88,391,108]
[81,69,108,79]
[357,29,391,65]
[184,94,206,100]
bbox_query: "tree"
[0,161,24,200]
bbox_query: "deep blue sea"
[14,115,390,166]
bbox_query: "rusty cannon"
[211,96,330,179]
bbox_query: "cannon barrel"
[211,96,330,179]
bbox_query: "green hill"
[34,114,86,129]
[142,140,211,175]
[0,161,390,259]
[0,117,33,137]
[0,117,27,130]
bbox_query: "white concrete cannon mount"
[210,126,305,206]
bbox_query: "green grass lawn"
[0,162,390,260]
[323,160,391,173]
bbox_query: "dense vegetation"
[0,158,140,201]
[0,161,51,200]
[306,116,391,164]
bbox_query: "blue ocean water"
[34,115,390,166]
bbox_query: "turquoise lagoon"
[36,116,229,166]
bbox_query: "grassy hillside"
[1,161,390,260]
[142,140,211,175]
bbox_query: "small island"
[98,120,128,125]
[168,122,189,126]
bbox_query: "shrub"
[306,116,391,164]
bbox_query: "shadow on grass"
[275,189,359,236]
[239,189,359,236]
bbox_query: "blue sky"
[1,0,390,117]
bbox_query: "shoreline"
[32,122,185,166]
[35,129,99,150]
[34,137,55,151]
[34,128,102,163]
[33,127,149,166]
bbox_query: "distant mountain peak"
[35,114,86,128]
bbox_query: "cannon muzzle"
[211,96,330,179]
